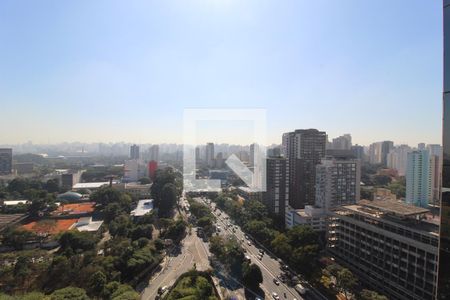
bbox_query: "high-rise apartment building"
[328,200,438,300]
[130,144,140,160]
[438,1,450,297]
[406,150,431,208]
[351,144,365,161]
[315,154,361,211]
[124,160,146,182]
[205,143,215,168]
[282,129,326,208]
[149,144,159,162]
[331,134,352,150]
[369,141,394,166]
[286,151,360,231]
[195,146,201,163]
[387,144,412,176]
[249,143,256,167]
[263,156,289,218]
[0,148,12,175]
[430,154,441,206]
[267,147,281,157]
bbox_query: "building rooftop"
[2,200,29,206]
[74,217,103,232]
[339,200,439,237]
[57,191,83,201]
[358,199,429,217]
[237,186,260,194]
[130,199,154,217]
[0,214,27,230]
[72,182,109,189]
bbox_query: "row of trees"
[187,199,216,239]
[321,264,387,300]
[0,177,62,217]
[209,235,263,293]
[212,193,323,278]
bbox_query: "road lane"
[207,199,303,300]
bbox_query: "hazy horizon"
[0,1,442,146]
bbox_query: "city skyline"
[0,1,442,146]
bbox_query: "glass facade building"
[438,0,450,298]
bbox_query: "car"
[272,292,280,300]
[247,241,252,246]
[258,255,263,260]
[245,255,251,261]
[157,286,169,295]
[258,249,264,255]
[295,283,307,295]
[245,235,249,239]
[273,278,280,285]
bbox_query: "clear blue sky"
[0,0,442,146]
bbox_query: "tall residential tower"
[282,129,326,208]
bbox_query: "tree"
[388,180,406,198]
[14,256,31,285]
[287,225,319,248]
[88,271,107,296]
[241,200,269,224]
[151,168,177,206]
[112,291,140,300]
[7,178,30,194]
[103,203,125,223]
[109,214,133,237]
[335,268,358,300]
[50,287,90,300]
[290,244,320,271]
[271,233,292,260]
[21,292,49,300]
[2,227,36,249]
[195,276,213,299]
[130,224,153,240]
[102,282,140,300]
[90,187,131,210]
[242,263,263,290]
[373,175,392,187]
[59,231,97,253]
[244,219,275,245]
[28,198,52,218]
[360,289,388,300]
[164,218,186,242]
[159,183,178,217]
[189,201,212,219]
[45,179,60,193]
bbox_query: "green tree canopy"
[50,287,90,300]
[242,263,263,290]
[360,289,388,300]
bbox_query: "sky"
[0,0,443,146]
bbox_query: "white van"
[295,283,306,295]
